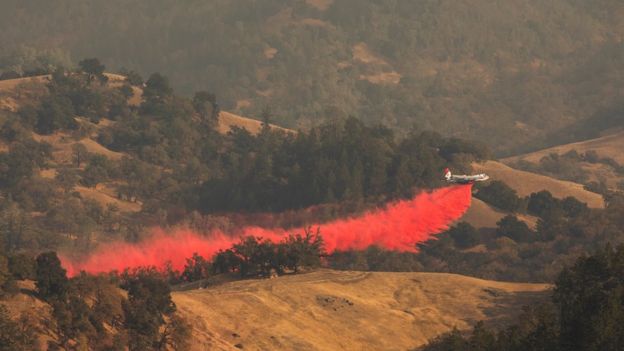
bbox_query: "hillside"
[173,269,550,351]
[218,110,294,135]
[502,131,624,165]
[472,161,604,208]
[2,1,624,153]
[459,198,537,229]
[500,131,624,189]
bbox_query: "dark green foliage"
[52,296,97,347]
[81,154,116,187]
[496,215,535,243]
[199,118,477,212]
[123,70,143,86]
[192,91,219,123]
[122,269,176,351]
[448,222,481,249]
[475,180,522,212]
[0,138,52,189]
[143,73,172,105]
[34,95,77,134]
[213,232,325,277]
[527,191,560,218]
[554,244,624,351]
[279,230,325,273]
[7,253,35,280]
[78,58,107,84]
[35,251,69,301]
[561,196,588,218]
[180,253,210,282]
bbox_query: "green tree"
[279,229,325,273]
[78,58,107,85]
[527,191,561,218]
[123,269,176,351]
[35,251,69,301]
[181,253,210,282]
[496,215,534,243]
[448,222,481,249]
[475,180,522,212]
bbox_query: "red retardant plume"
[61,184,472,276]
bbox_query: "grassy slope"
[473,161,604,208]
[501,131,624,189]
[502,131,624,165]
[459,198,537,229]
[173,269,550,351]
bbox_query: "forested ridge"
[0,62,487,258]
[1,0,623,154]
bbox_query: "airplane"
[444,168,489,184]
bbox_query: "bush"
[475,180,522,212]
[448,222,481,249]
[496,215,535,243]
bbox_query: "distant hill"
[2,0,624,153]
[173,269,550,351]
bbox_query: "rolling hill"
[500,131,624,189]
[173,269,550,351]
[472,161,604,208]
[459,198,537,229]
[2,0,624,154]
[502,130,624,165]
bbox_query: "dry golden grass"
[0,75,50,91]
[473,161,604,208]
[459,198,537,229]
[353,43,388,66]
[0,281,56,348]
[459,198,505,228]
[218,111,294,135]
[352,43,402,85]
[32,132,125,164]
[503,131,624,165]
[75,185,141,212]
[174,269,550,351]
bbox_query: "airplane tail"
[444,168,451,181]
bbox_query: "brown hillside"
[174,269,550,351]
[473,161,604,208]
[459,198,537,229]
[502,131,624,165]
[218,111,294,135]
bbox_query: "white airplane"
[444,168,489,184]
